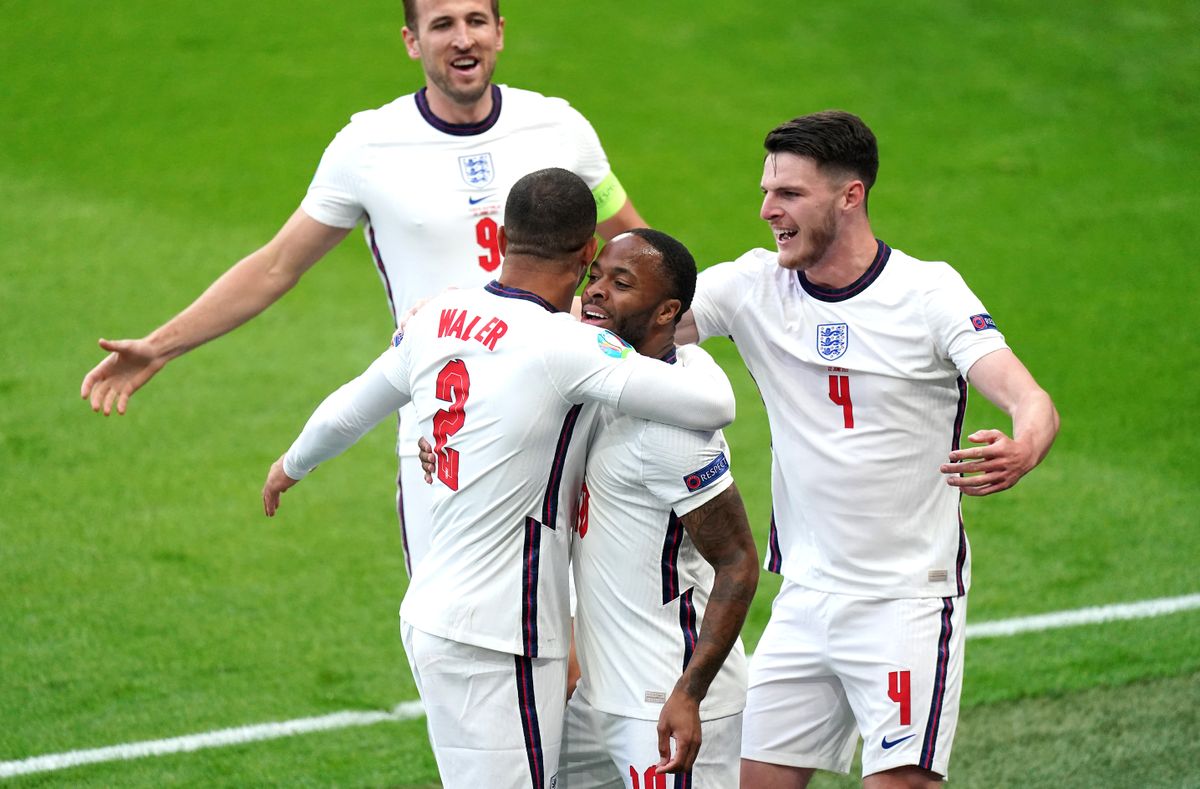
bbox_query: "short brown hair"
[403,0,501,29]
[765,110,879,193]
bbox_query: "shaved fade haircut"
[627,227,696,323]
[765,110,879,195]
[504,168,597,259]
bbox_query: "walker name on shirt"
[437,308,509,351]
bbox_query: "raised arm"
[262,352,408,516]
[941,348,1059,496]
[82,209,351,415]
[657,483,759,773]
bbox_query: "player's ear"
[402,26,421,60]
[843,179,866,212]
[495,16,505,50]
[582,236,599,264]
[658,298,682,327]
[498,225,509,257]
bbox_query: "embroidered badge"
[816,323,849,361]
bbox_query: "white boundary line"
[3,594,1198,779]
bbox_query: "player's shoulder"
[339,92,420,135]
[884,244,970,294]
[498,84,588,124]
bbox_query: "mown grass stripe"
[3,594,1197,779]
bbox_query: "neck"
[423,83,495,125]
[803,222,879,290]
[636,330,677,362]
[497,256,581,313]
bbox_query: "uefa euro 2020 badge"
[816,323,849,361]
[596,329,632,359]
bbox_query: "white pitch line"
[4,594,1199,780]
[964,592,1200,639]
[0,701,425,779]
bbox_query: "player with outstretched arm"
[262,170,734,789]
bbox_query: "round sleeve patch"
[597,329,632,359]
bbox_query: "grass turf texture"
[3,0,1198,786]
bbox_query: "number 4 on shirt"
[828,373,854,429]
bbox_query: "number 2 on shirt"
[433,359,471,490]
[828,374,854,429]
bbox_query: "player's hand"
[417,437,436,484]
[80,337,169,416]
[655,689,702,774]
[262,456,300,516]
[940,429,1037,496]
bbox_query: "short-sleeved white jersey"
[301,84,612,328]
[384,283,641,659]
[300,83,618,572]
[691,242,1009,598]
[572,344,747,721]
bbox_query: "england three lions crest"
[816,323,849,361]
[459,153,494,187]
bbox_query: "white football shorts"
[741,581,966,778]
[558,684,741,789]
[402,622,567,789]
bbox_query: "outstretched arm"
[82,209,351,415]
[941,349,1059,496]
[262,353,408,516]
[656,483,759,773]
[615,352,735,431]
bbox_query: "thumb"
[968,429,1004,444]
[98,338,134,353]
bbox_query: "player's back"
[396,282,627,661]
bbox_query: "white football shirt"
[572,344,747,721]
[691,242,1009,598]
[300,83,619,573]
[283,283,736,659]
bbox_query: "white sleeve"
[282,347,411,479]
[561,104,612,190]
[691,260,752,342]
[641,424,734,518]
[299,121,366,229]
[615,354,735,430]
[541,326,735,430]
[922,264,1010,378]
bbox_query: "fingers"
[102,385,119,417]
[418,436,436,483]
[656,722,673,770]
[263,487,279,516]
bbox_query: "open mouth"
[451,57,480,73]
[580,305,611,325]
[775,229,798,243]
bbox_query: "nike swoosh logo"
[468,194,495,205]
[881,734,916,750]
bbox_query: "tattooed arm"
[656,482,759,773]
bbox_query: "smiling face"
[402,0,504,110]
[580,234,680,354]
[759,152,849,271]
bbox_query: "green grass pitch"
[2,0,1198,786]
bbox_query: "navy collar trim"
[799,240,891,302]
[415,85,502,136]
[485,280,559,313]
[658,346,678,365]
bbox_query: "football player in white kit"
[261,169,735,789]
[80,0,646,574]
[559,230,759,789]
[677,112,1060,788]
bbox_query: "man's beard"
[784,203,838,271]
[428,62,494,107]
